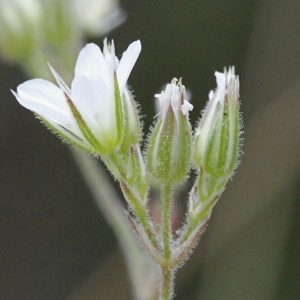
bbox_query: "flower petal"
[74,43,109,88]
[13,79,75,127]
[117,40,141,94]
[71,74,113,139]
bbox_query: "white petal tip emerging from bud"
[181,100,193,115]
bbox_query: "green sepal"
[35,114,96,154]
[127,146,148,201]
[65,93,106,153]
[118,90,140,154]
[114,72,124,148]
[147,107,192,185]
[203,94,239,179]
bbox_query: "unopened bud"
[147,79,193,185]
[126,145,148,202]
[193,67,241,199]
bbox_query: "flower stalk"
[162,184,173,260]
[161,268,174,300]
[160,183,174,299]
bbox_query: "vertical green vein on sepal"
[229,99,240,172]
[204,124,218,174]
[148,102,192,185]
[114,72,123,147]
[64,93,106,154]
[147,111,173,183]
[178,115,192,178]
[218,98,229,172]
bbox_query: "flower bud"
[118,72,141,152]
[126,145,148,202]
[147,79,193,185]
[193,67,241,198]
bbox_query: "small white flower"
[12,40,142,154]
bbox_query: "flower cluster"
[11,39,242,300]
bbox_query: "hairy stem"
[162,184,172,259]
[120,181,160,251]
[159,184,174,299]
[161,268,174,300]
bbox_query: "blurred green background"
[1,0,300,299]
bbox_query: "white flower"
[12,39,142,154]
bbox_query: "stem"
[159,184,174,299]
[162,184,172,259]
[161,268,173,300]
[120,181,160,251]
[138,205,160,250]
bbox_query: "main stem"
[162,183,172,259]
[161,268,173,300]
[160,183,173,299]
